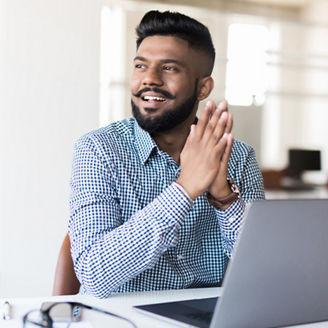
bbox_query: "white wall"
[0,0,101,296]
[300,0,328,182]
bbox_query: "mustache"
[133,87,176,100]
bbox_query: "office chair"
[52,233,81,295]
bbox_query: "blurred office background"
[1,0,328,297]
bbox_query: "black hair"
[136,10,215,75]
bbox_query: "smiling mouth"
[142,95,166,102]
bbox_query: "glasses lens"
[48,303,74,324]
[23,310,50,328]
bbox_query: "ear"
[197,76,214,101]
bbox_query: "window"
[99,6,126,126]
[225,23,269,106]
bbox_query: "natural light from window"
[100,6,125,127]
[225,23,269,106]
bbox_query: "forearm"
[69,183,192,298]
[215,144,265,257]
[215,199,246,258]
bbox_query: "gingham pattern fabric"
[69,118,264,298]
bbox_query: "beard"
[131,80,198,134]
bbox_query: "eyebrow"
[133,56,185,67]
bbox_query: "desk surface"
[1,287,328,328]
[265,185,328,200]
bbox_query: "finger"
[208,100,228,133]
[218,100,228,112]
[202,106,223,144]
[215,100,228,122]
[182,124,196,153]
[209,111,228,146]
[220,133,233,171]
[187,124,196,144]
[225,112,233,134]
[215,107,226,121]
[213,131,229,159]
[217,100,232,134]
[196,100,216,139]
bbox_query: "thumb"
[184,124,196,148]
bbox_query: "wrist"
[175,177,199,200]
[208,184,232,200]
[207,179,240,209]
[173,182,193,204]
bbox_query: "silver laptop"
[134,199,328,328]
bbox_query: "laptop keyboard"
[186,310,213,323]
[135,296,218,328]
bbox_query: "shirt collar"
[134,119,158,164]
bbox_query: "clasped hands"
[177,100,233,202]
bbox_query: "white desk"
[265,186,328,200]
[1,287,328,328]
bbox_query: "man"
[69,10,264,298]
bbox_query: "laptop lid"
[134,199,328,328]
[211,199,328,328]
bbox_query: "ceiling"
[235,0,308,8]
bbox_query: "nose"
[142,67,164,86]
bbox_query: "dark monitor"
[288,149,321,174]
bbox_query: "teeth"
[143,96,165,102]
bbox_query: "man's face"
[130,35,200,134]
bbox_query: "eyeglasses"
[22,301,137,327]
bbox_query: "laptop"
[134,199,328,328]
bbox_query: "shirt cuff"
[172,182,193,206]
[215,199,245,231]
[154,183,194,229]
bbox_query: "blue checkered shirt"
[69,118,264,298]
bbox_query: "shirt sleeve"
[214,144,265,258]
[69,135,192,298]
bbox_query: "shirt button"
[228,216,236,223]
